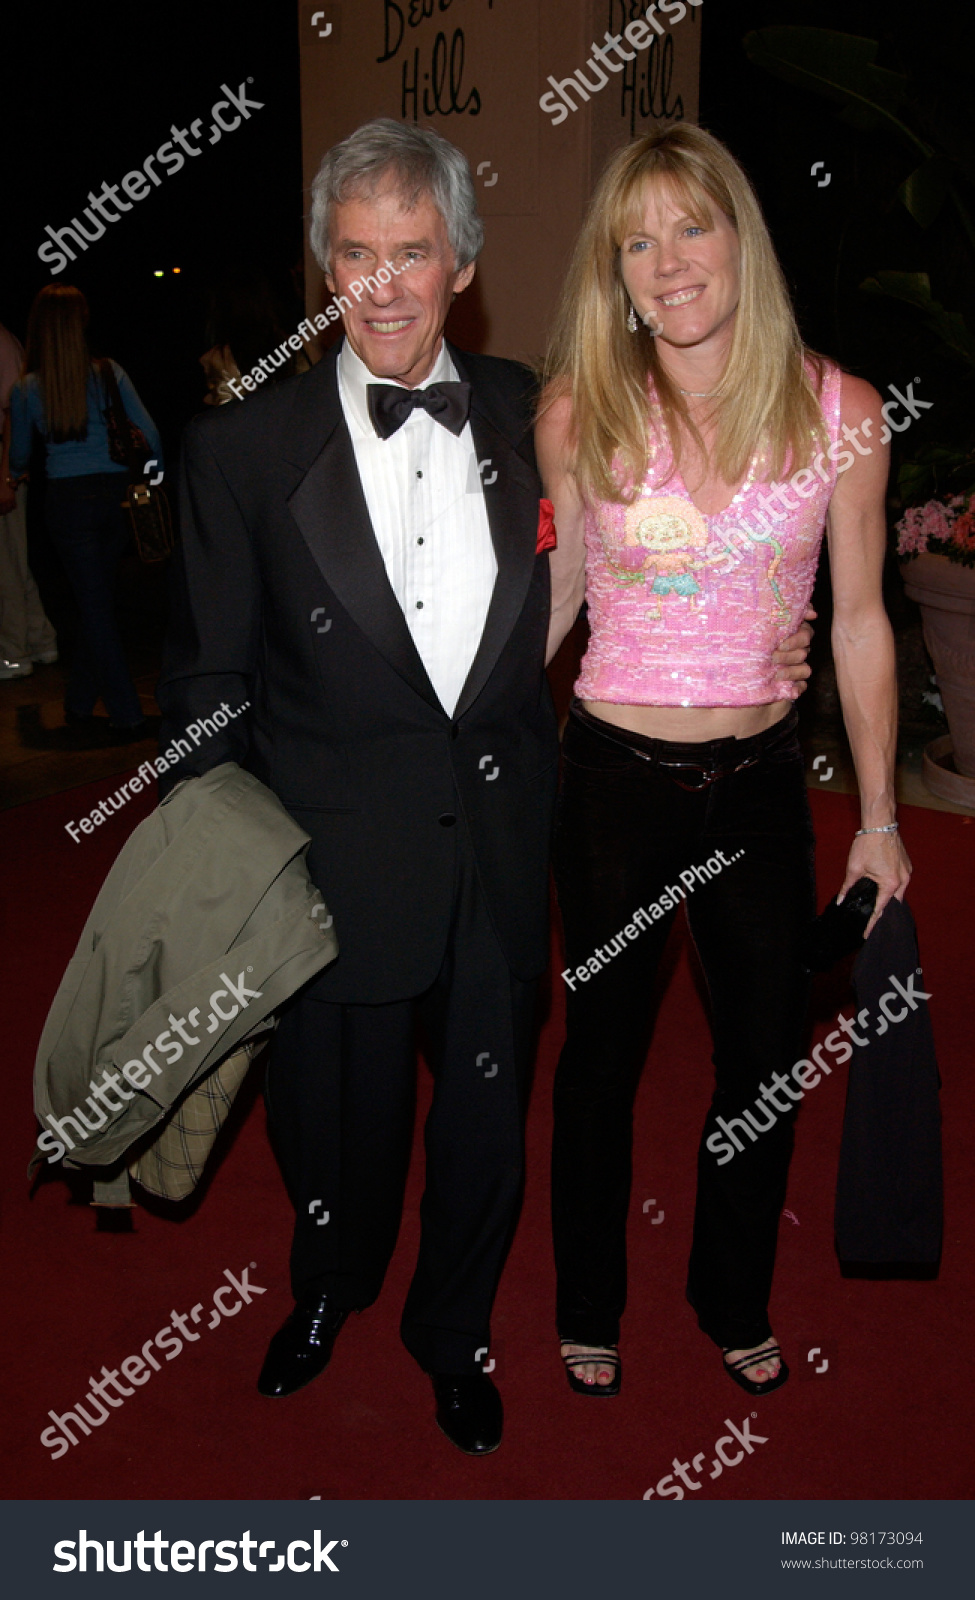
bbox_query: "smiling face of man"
[325,184,476,389]
[619,181,741,358]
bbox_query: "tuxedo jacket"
[157,342,559,1004]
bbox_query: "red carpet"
[1,776,972,1500]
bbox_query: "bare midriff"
[581,699,793,742]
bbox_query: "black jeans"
[552,701,815,1351]
[44,474,143,727]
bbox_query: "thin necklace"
[679,387,718,398]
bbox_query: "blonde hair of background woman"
[23,285,93,443]
[542,124,829,505]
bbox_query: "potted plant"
[897,496,975,798]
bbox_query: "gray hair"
[309,118,484,274]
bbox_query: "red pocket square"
[537,498,558,554]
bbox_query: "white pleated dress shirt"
[337,339,498,716]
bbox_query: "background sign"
[298,0,701,362]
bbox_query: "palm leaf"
[860,272,975,367]
[898,157,950,228]
[742,28,928,158]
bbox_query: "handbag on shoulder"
[98,359,173,563]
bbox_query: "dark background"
[4,0,971,451]
[5,0,305,465]
[4,0,973,730]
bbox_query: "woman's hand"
[838,830,912,938]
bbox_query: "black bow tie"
[367,380,472,441]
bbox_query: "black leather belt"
[653,752,761,791]
[574,710,764,790]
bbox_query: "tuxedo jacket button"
[438,812,457,828]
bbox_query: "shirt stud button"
[416,601,424,609]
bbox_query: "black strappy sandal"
[560,1341,621,1397]
[722,1342,789,1397]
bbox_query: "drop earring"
[627,304,639,333]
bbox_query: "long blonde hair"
[23,285,93,442]
[542,124,828,504]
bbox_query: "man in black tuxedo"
[157,119,558,1454]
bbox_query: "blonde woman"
[537,125,911,1398]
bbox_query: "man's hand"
[772,605,816,694]
[0,477,18,515]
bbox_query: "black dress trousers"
[265,826,537,1376]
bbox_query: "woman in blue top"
[9,285,163,733]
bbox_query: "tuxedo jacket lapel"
[450,346,540,720]
[285,353,442,713]
[283,343,540,723]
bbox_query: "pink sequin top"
[575,360,844,706]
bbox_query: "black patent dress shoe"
[431,1373,503,1455]
[257,1295,350,1397]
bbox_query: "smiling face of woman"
[619,183,741,356]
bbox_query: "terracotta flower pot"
[901,552,975,778]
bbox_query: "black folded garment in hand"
[801,876,878,973]
[835,897,942,1270]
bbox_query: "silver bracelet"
[855,822,899,836]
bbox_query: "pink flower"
[927,503,954,542]
[896,515,921,554]
[898,499,958,556]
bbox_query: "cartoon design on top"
[601,493,789,623]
